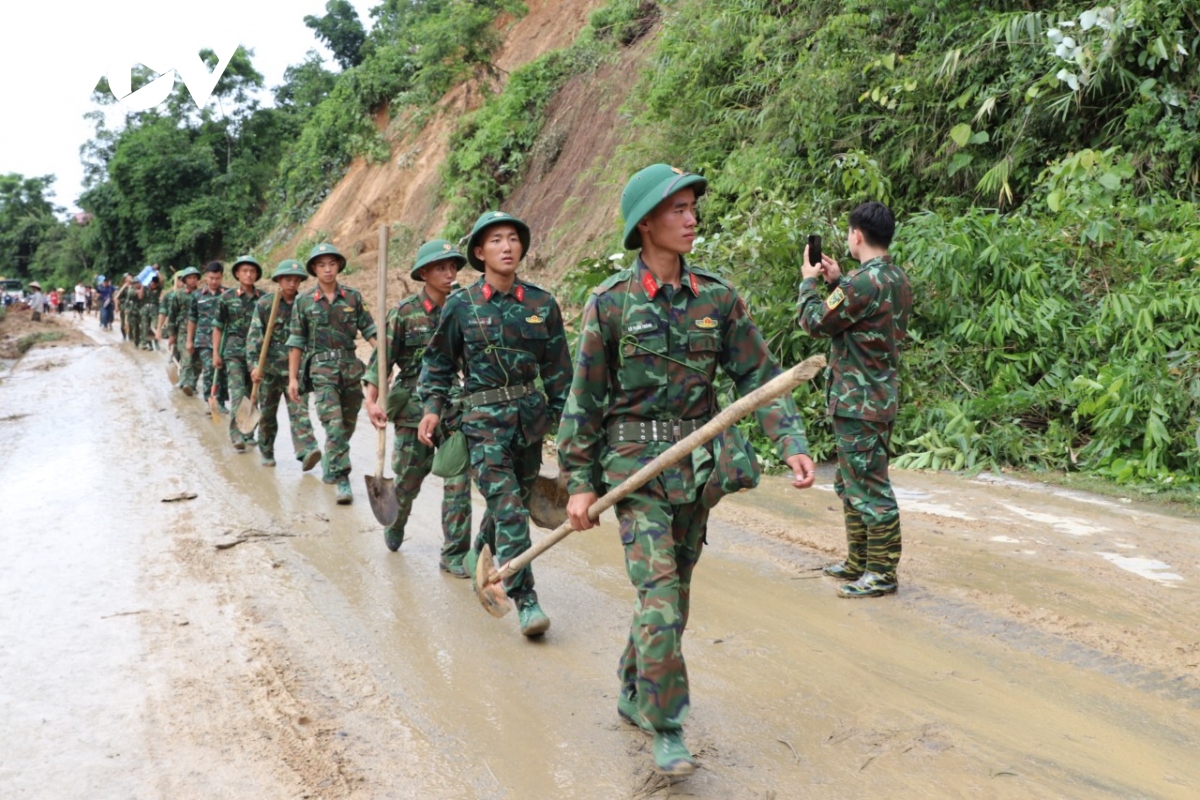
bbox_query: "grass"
[16,331,65,354]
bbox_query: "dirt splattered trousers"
[387,424,471,560]
[310,360,364,481]
[833,415,902,580]
[614,476,709,733]
[256,372,318,462]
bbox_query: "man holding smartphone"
[798,201,912,597]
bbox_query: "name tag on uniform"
[410,325,431,334]
[626,321,656,334]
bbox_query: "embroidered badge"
[525,315,544,324]
[442,243,453,251]
[671,166,683,174]
[695,316,718,329]
[493,211,505,218]
[825,287,846,310]
[626,321,656,334]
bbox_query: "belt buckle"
[672,422,681,442]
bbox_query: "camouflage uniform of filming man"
[213,256,265,453]
[798,201,912,598]
[246,260,321,470]
[555,164,816,777]
[186,262,228,406]
[364,240,472,574]
[287,243,378,505]
[418,211,571,636]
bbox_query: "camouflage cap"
[271,259,308,282]
[231,255,262,282]
[464,210,530,271]
[620,164,708,250]
[175,266,201,280]
[305,243,346,276]
[411,239,466,281]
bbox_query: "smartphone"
[807,234,822,267]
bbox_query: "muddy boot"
[652,730,696,776]
[617,688,649,731]
[384,524,403,552]
[301,448,322,472]
[823,508,866,580]
[233,441,246,453]
[335,477,353,505]
[514,591,550,637]
[261,451,276,467]
[838,517,900,597]
[439,555,468,578]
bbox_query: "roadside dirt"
[1,321,1197,798]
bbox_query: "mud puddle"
[1,327,1198,798]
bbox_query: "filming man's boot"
[823,508,866,580]
[838,517,901,598]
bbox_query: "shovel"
[472,354,827,617]
[236,291,282,435]
[166,354,180,384]
[365,224,399,527]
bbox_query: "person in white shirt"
[73,283,87,318]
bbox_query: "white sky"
[0,0,377,214]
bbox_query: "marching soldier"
[213,256,264,452]
[364,240,472,574]
[186,262,228,408]
[246,260,321,470]
[555,164,816,776]
[141,272,161,350]
[798,201,912,598]
[418,211,571,636]
[158,268,201,392]
[287,243,378,505]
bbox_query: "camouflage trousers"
[386,424,471,559]
[833,415,901,580]
[123,307,141,344]
[257,373,318,461]
[140,305,157,348]
[466,423,541,597]
[311,366,364,481]
[613,477,709,733]
[186,346,226,405]
[224,353,255,447]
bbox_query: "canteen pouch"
[385,382,412,422]
[700,423,761,510]
[432,429,469,477]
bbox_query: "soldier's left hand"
[801,244,823,281]
[786,453,816,489]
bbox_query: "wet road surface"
[2,325,1198,798]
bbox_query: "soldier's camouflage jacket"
[213,286,263,360]
[163,288,193,339]
[797,255,912,421]
[557,258,809,504]
[158,290,175,333]
[245,291,297,378]
[285,283,377,387]
[188,285,226,349]
[421,277,570,443]
[365,288,457,428]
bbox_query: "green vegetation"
[16,331,65,354]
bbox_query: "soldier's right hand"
[250,367,262,385]
[567,492,598,531]
[212,353,224,369]
[417,413,440,447]
[187,342,195,355]
[366,401,388,430]
[287,378,300,404]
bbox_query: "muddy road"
[2,320,1198,798]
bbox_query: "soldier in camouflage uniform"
[287,243,378,505]
[247,260,320,470]
[365,240,472,572]
[141,273,161,350]
[186,262,228,407]
[213,256,265,452]
[159,267,201,393]
[418,212,571,636]
[555,164,816,777]
[798,200,912,598]
[117,279,144,346]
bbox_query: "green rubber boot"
[335,478,353,505]
[384,525,403,552]
[652,730,696,776]
[617,689,650,731]
[301,448,322,472]
[823,507,866,580]
[515,591,550,637]
[439,556,468,578]
[838,517,900,597]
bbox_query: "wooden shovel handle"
[376,224,389,477]
[493,354,827,582]
[251,290,282,407]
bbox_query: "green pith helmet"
[464,211,530,271]
[305,243,346,276]
[411,239,466,281]
[620,164,708,250]
[175,266,201,280]
[231,255,262,282]
[271,259,308,282]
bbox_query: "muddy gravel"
[1,319,1198,798]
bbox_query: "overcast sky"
[0,0,376,214]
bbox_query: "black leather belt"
[312,348,356,363]
[464,383,535,408]
[607,418,705,445]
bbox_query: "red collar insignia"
[688,272,699,294]
[514,284,524,302]
[481,283,494,301]
[641,270,659,300]
[422,297,434,314]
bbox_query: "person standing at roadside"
[287,244,377,505]
[798,201,912,598]
[418,212,571,636]
[213,257,264,452]
[555,164,816,777]
[73,283,86,319]
[186,262,227,406]
[246,260,321,470]
[364,240,472,574]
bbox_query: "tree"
[305,0,367,70]
[0,174,61,280]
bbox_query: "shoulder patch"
[592,269,634,297]
[825,287,846,310]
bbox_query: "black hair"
[204,261,224,274]
[848,201,895,249]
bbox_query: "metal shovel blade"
[529,471,569,530]
[472,545,511,618]
[166,359,179,384]
[364,473,399,527]
[235,396,260,435]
